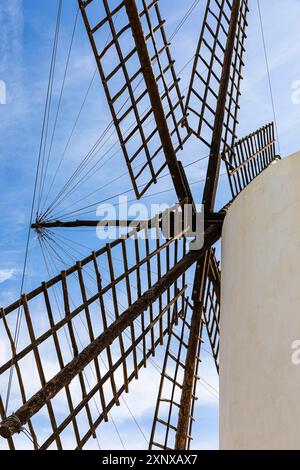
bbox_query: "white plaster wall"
[220,152,300,450]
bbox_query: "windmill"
[0,0,279,450]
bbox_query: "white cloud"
[0,268,16,284]
[0,0,23,100]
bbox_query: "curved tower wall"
[220,152,300,450]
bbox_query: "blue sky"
[0,0,300,450]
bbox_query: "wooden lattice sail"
[185,0,249,152]
[0,212,189,449]
[78,0,190,200]
[149,300,203,450]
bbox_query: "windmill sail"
[149,300,202,450]
[0,211,188,449]
[149,249,221,450]
[222,122,278,198]
[185,0,249,151]
[78,0,190,200]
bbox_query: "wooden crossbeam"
[149,299,201,450]
[186,0,249,152]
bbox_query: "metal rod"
[0,222,222,440]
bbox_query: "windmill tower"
[0,0,282,450]
[220,151,300,450]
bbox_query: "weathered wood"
[202,251,221,373]
[31,213,225,231]
[107,244,129,393]
[186,0,248,157]
[0,239,185,378]
[172,10,245,444]
[92,252,120,406]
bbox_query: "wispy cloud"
[0,0,23,103]
[0,268,16,284]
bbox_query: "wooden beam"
[31,214,225,230]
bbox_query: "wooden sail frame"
[78,0,190,201]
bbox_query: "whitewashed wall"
[220,152,300,450]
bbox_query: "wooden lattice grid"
[185,0,249,151]
[202,249,220,373]
[0,215,188,450]
[149,248,221,450]
[79,0,190,199]
[222,122,277,198]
